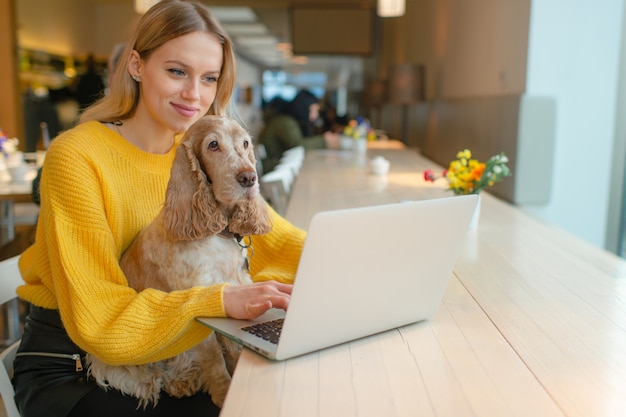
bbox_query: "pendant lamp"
[377,0,405,17]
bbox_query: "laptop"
[197,194,478,361]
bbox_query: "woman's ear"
[127,49,142,80]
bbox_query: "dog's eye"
[243,140,249,149]
[208,141,219,151]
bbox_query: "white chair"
[279,149,304,165]
[278,146,305,177]
[0,255,23,417]
[0,256,23,345]
[261,167,294,195]
[0,340,20,417]
[260,172,291,216]
[254,143,268,177]
[255,143,268,161]
[258,146,305,215]
[281,145,304,160]
[274,159,301,177]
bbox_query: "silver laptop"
[197,194,478,361]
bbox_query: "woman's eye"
[203,75,219,84]
[169,68,185,77]
[208,140,219,151]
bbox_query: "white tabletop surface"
[219,144,626,417]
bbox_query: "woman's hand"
[223,281,293,319]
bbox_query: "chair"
[254,143,268,178]
[281,145,305,160]
[260,174,289,216]
[275,158,302,177]
[261,166,294,195]
[0,255,23,417]
[278,146,305,177]
[0,341,20,417]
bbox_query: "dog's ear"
[228,194,273,236]
[162,138,228,241]
[228,139,273,236]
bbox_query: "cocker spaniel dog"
[85,115,273,408]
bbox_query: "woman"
[258,90,340,173]
[13,1,303,416]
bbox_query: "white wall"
[439,0,529,98]
[17,0,97,56]
[524,0,625,249]
[17,1,141,58]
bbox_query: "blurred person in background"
[106,42,128,91]
[258,90,340,172]
[74,53,106,111]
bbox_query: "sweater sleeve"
[249,205,306,284]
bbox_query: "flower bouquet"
[0,129,24,182]
[0,129,19,158]
[341,117,376,152]
[424,149,511,195]
[343,117,377,141]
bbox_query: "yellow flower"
[457,149,471,160]
[426,149,512,195]
[343,117,376,140]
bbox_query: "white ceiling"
[207,5,366,76]
[84,0,376,86]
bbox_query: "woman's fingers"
[245,300,273,318]
[223,281,293,319]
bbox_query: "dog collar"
[218,229,252,250]
[218,228,253,271]
[218,228,241,241]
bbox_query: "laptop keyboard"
[241,318,284,344]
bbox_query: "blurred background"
[1,0,626,260]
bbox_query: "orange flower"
[423,149,511,195]
[470,162,485,181]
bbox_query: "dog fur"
[85,115,273,408]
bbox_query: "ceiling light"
[276,43,293,52]
[377,0,405,17]
[235,35,278,47]
[208,6,257,23]
[290,56,309,65]
[222,23,269,36]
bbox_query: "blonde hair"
[80,0,236,124]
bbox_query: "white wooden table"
[219,144,626,417]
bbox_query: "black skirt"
[12,305,97,417]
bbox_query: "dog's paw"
[164,378,201,399]
[162,355,204,398]
[208,384,229,408]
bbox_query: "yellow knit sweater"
[17,121,305,365]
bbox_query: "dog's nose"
[237,171,257,188]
